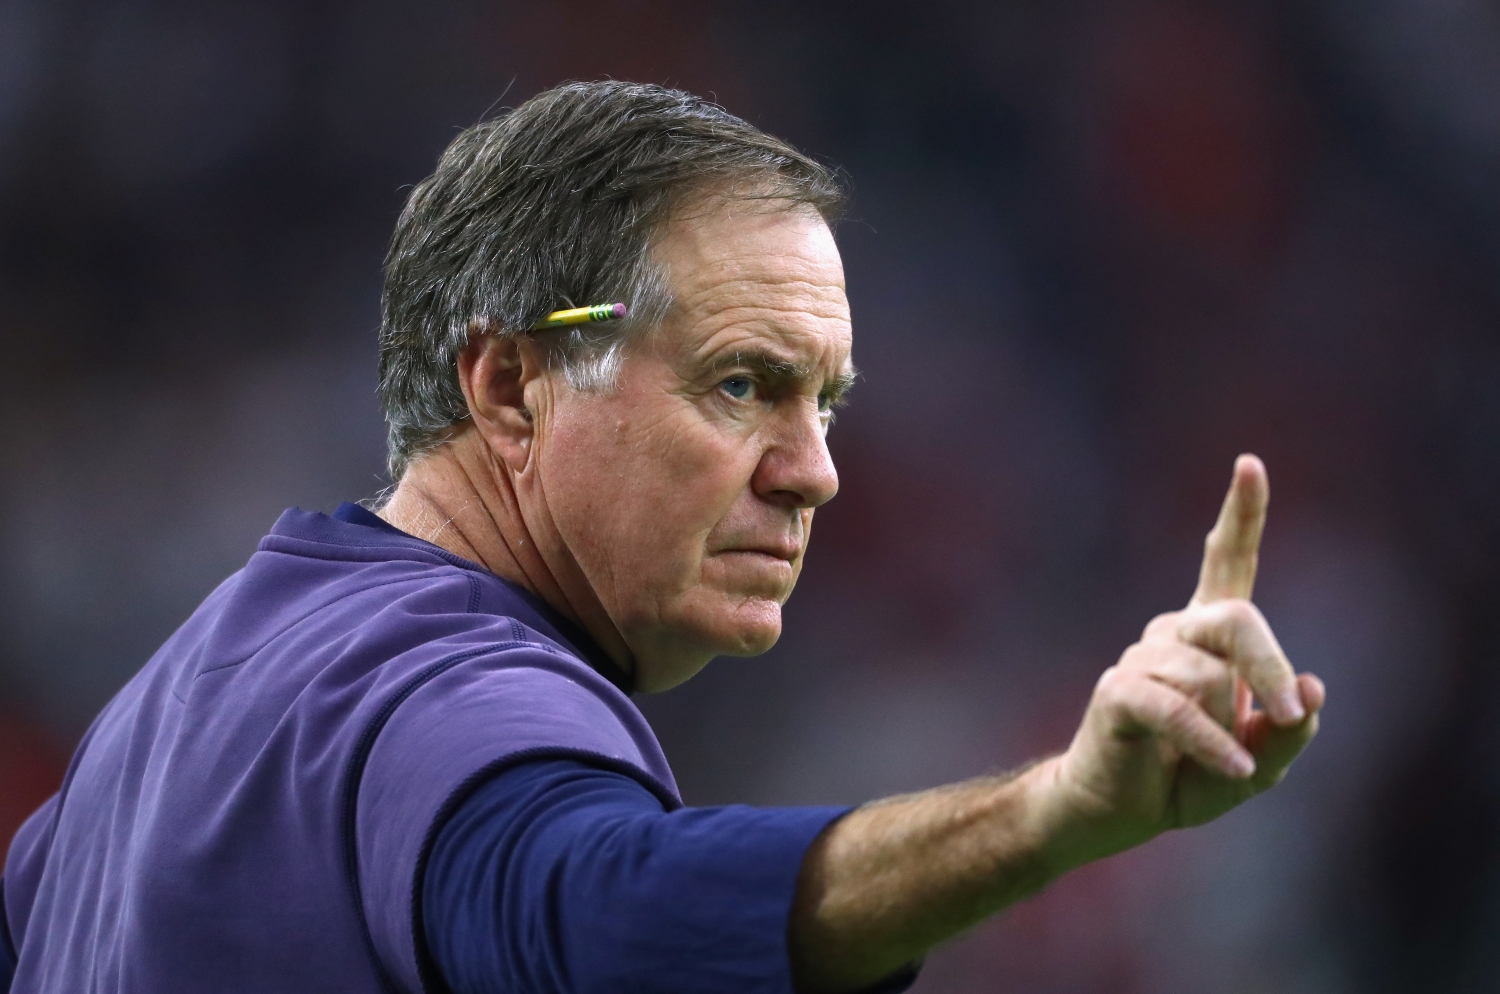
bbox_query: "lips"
[716,542,800,563]
[708,548,799,599]
[706,514,805,564]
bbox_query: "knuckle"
[1092,667,1141,727]
[1142,612,1179,639]
[1095,664,1129,696]
[1116,643,1151,671]
[1233,600,1272,637]
[1223,599,1257,627]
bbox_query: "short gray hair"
[377,81,845,480]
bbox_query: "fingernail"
[1275,690,1306,724]
[1230,752,1256,778]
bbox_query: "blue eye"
[720,377,754,400]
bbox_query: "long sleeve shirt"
[423,758,920,994]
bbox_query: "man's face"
[527,202,853,691]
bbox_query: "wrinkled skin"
[381,201,853,691]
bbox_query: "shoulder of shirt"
[250,506,633,692]
[196,506,631,694]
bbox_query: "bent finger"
[1179,599,1303,727]
[1126,641,1237,730]
[1191,455,1268,606]
[1114,676,1256,780]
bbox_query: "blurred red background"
[3,1,1498,990]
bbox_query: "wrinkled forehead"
[651,201,853,373]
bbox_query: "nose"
[752,402,839,510]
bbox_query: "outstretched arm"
[789,455,1325,993]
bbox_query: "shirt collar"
[331,502,636,695]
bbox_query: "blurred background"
[2,0,1498,990]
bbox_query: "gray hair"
[377,81,846,480]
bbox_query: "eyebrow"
[706,348,858,401]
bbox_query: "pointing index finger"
[1191,454,1269,607]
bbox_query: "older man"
[1,82,1322,994]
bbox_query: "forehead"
[650,201,852,371]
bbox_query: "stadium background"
[2,1,1498,990]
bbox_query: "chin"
[639,599,781,688]
[708,588,786,654]
[722,615,782,656]
[673,599,784,658]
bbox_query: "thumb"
[1241,673,1325,789]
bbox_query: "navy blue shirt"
[424,759,861,993]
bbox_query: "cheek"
[541,403,753,583]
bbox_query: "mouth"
[717,544,800,564]
[708,550,798,599]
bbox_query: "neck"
[378,430,636,672]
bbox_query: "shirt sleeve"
[354,651,683,988]
[421,759,920,994]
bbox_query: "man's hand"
[789,456,1326,994]
[1045,455,1325,869]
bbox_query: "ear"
[456,330,550,473]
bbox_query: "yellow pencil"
[531,302,628,330]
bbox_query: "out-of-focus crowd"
[2,2,1497,990]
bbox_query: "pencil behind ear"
[532,302,628,329]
